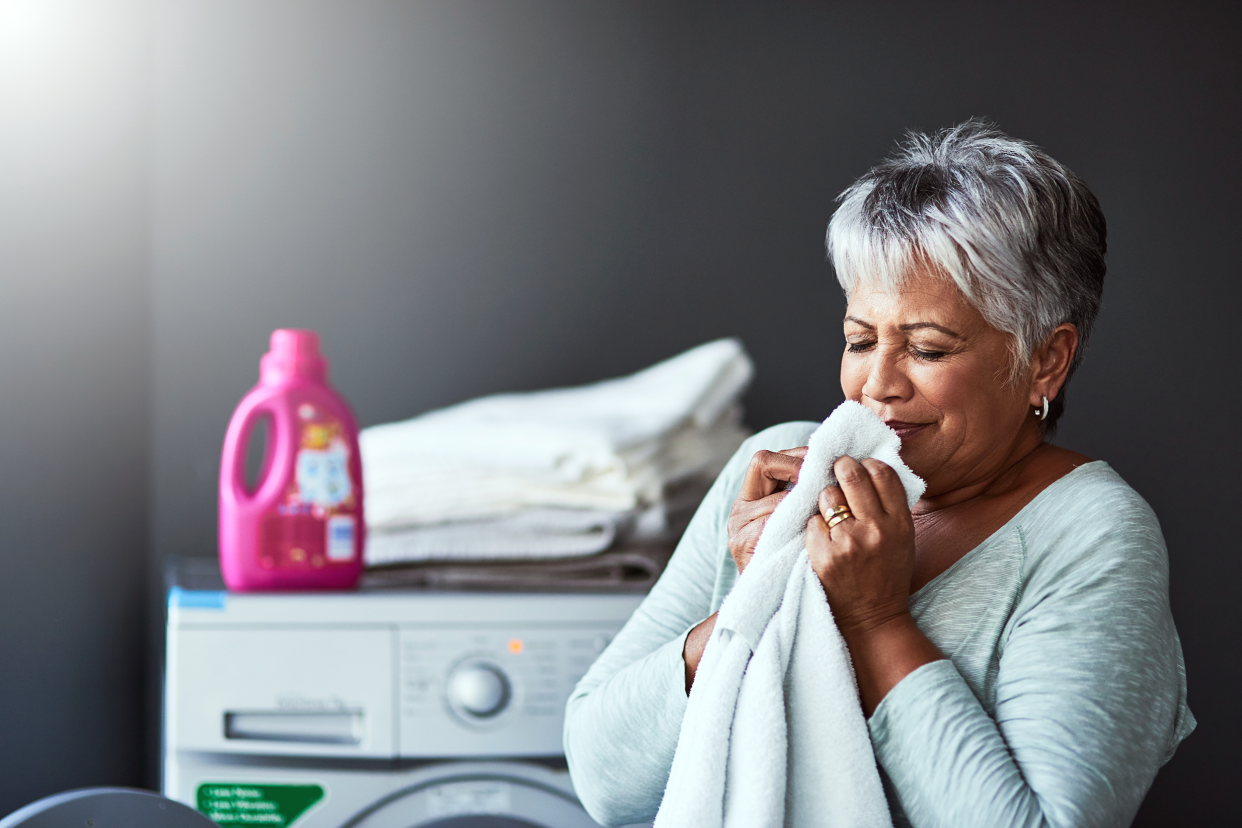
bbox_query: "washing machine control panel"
[400,625,614,757]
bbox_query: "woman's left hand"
[806,455,917,636]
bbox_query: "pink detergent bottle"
[219,329,364,591]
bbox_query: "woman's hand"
[690,445,806,693]
[806,455,916,634]
[726,447,807,574]
[806,455,941,715]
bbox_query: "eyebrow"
[843,316,964,339]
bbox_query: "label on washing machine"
[197,783,324,827]
[426,780,512,818]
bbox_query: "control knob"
[447,661,510,719]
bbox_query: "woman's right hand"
[725,446,807,574]
[686,445,807,693]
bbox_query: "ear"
[1028,323,1079,408]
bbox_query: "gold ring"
[825,506,853,530]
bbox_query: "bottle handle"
[221,396,294,505]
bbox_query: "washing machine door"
[341,766,603,828]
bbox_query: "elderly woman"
[563,121,1194,827]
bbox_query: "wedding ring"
[825,505,853,530]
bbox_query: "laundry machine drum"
[340,771,602,828]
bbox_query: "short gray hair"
[825,119,1106,434]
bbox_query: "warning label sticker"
[197,784,324,827]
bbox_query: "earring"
[1034,395,1049,420]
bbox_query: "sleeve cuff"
[657,627,693,716]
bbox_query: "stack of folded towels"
[360,339,753,585]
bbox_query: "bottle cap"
[260,329,329,382]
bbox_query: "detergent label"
[325,514,355,561]
[293,407,353,508]
[257,404,359,571]
[197,783,324,827]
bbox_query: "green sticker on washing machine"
[197,783,324,827]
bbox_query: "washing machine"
[162,581,650,828]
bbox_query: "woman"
[563,124,1192,828]
[563,121,1194,827]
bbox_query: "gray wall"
[3,0,1240,822]
[0,0,149,809]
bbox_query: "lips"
[884,420,930,441]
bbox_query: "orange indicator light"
[507,638,524,654]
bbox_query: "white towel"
[365,508,623,564]
[363,417,749,529]
[365,478,713,566]
[655,400,925,828]
[360,339,752,508]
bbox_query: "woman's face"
[840,269,1034,498]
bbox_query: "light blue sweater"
[565,422,1195,827]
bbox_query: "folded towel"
[360,543,674,593]
[365,508,624,564]
[361,339,751,477]
[363,416,748,530]
[365,474,712,566]
[655,400,924,828]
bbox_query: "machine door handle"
[223,711,362,744]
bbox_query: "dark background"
[0,0,1237,823]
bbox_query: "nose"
[861,346,913,404]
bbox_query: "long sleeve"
[868,473,1194,828]
[564,422,818,826]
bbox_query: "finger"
[738,449,804,501]
[805,513,833,563]
[778,447,809,490]
[860,458,908,516]
[817,485,847,519]
[833,455,883,521]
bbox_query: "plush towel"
[365,477,712,566]
[361,339,752,475]
[365,508,624,564]
[655,400,925,828]
[360,340,752,529]
[362,416,748,530]
[361,542,674,593]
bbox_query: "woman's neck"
[911,425,1054,517]
[906,432,1091,593]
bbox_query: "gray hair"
[825,119,1106,434]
